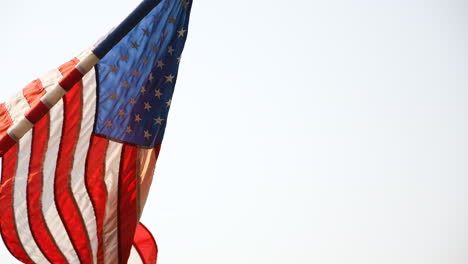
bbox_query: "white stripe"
[5,88,49,263]
[103,141,123,264]
[41,98,80,263]
[76,53,100,74]
[39,69,63,92]
[5,64,66,143]
[5,92,49,263]
[127,246,144,264]
[7,117,33,141]
[69,68,98,264]
[5,91,30,123]
[4,69,64,144]
[13,130,50,263]
[40,84,67,109]
[39,68,64,109]
[76,48,95,62]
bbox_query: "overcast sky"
[0,0,467,263]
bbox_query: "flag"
[0,0,192,263]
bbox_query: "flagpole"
[0,0,163,156]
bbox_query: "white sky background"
[0,0,467,263]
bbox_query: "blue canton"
[94,0,192,147]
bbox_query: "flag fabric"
[0,0,192,263]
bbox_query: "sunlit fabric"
[0,0,192,263]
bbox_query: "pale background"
[0,0,467,263]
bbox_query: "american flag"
[0,0,192,263]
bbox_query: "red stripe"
[118,145,139,263]
[54,61,93,263]
[27,112,69,263]
[0,133,16,157]
[0,105,31,263]
[0,103,16,157]
[85,135,109,264]
[59,67,84,91]
[23,78,49,124]
[0,58,83,156]
[0,144,34,264]
[25,101,49,124]
[0,103,12,135]
[22,79,45,105]
[133,223,158,264]
[23,80,69,263]
[22,78,49,124]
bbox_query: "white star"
[144,102,152,111]
[155,89,163,98]
[177,28,187,38]
[167,46,175,55]
[165,74,175,83]
[144,130,152,139]
[154,117,164,125]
